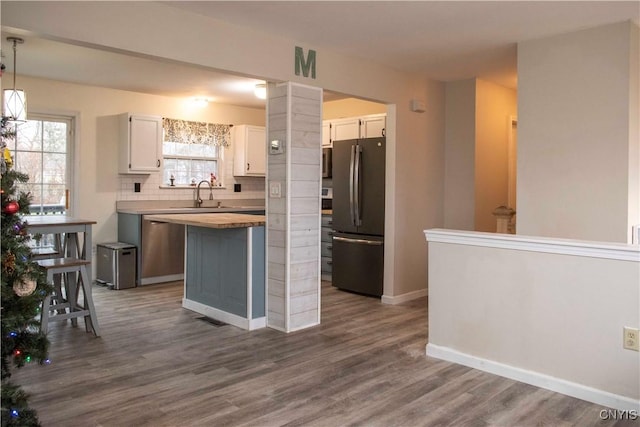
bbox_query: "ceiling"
[1,1,638,108]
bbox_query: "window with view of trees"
[162,140,221,186]
[162,118,231,186]
[8,115,72,215]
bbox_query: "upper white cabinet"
[360,114,386,138]
[331,117,361,142]
[119,113,162,174]
[321,122,332,147]
[322,113,386,147]
[233,125,266,177]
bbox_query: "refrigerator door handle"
[354,145,362,226]
[349,144,356,226]
[333,236,383,246]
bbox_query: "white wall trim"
[183,298,266,331]
[424,229,640,262]
[382,288,427,305]
[426,343,640,412]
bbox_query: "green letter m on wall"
[295,46,316,79]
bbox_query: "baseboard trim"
[382,288,428,305]
[141,274,184,285]
[183,299,265,331]
[426,343,640,412]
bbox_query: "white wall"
[629,23,640,244]
[425,229,640,410]
[390,79,444,299]
[9,75,265,249]
[517,21,640,243]
[323,98,386,120]
[2,1,444,298]
[444,79,476,230]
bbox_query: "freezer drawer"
[331,232,383,297]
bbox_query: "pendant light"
[3,37,27,122]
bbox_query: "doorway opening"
[321,94,388,300]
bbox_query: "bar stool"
[37,257,100,336]
[32,234,65,309]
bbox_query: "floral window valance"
[162,118,231,147]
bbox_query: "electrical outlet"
[623,327,639,351]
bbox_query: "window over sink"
[161,118,231,187]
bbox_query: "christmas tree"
[1,116,53,427]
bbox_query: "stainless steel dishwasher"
[141,216,185,285]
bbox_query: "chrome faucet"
[195,180,213,208]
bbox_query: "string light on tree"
[1,114,52,426]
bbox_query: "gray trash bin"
[96,242,137,290]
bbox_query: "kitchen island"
[144,213,266,330]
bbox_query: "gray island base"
[144,213,266,330]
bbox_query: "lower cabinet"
[183,225,266,330]
[185,226,247,316]
[321,212,333,281]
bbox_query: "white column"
[266,82,322,332]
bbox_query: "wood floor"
[12,281,628,427]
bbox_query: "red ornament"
[3,200,19,215]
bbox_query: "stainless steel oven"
[322,147,332,178]
[321,187,333,210]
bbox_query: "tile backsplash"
[117,158,265,201]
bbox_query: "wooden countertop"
[144,213,266,229]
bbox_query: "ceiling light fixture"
[191,97,209,108]
[254,83,266,100]
[3,37,27,122]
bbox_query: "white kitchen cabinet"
[233,125,266,177]
[331,117,360,142]
[323,114,386,147]
[119,113,162,174]
[322,122,332,147]
[360,114,386,138]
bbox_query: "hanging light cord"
[12,39,17,90]
[7,37,23,91]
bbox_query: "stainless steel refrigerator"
[331,137,385,297]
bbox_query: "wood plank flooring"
[12,281,631,427]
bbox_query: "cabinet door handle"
[247,163,250,171]
[382,128,386,137]
[157,159,161,167]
